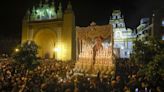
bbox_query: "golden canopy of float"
[77,23,112,40]
[74,22,115,76]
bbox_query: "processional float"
[74,23,116,76]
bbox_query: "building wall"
[22,2,75,61]
[136,21,153,41]
[136,9,164,42]
[62,9,75,61]
[109,10,135,58]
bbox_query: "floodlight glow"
[121,46,124,49]
[53,47,61,52]
[162,20,164,26]
[15,48,19,52]
[53,42,69,61]
[162,35,164,40]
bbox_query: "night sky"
[0,0,163,39]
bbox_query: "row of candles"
[74,62,115,74]
[74,43,114,74]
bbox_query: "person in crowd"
[0,58,163,92]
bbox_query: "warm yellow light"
[53,42,69,61]
[15,48,19,52]
[53,47,61,52]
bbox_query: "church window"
[142,31,145,34]
[125,52,127,56]
[116,24,118,28]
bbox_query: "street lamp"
[15,48,19,52]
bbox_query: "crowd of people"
[0,58,163,92]
[115,59,163,92]
[0,59,75,92]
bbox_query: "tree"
[130,39,146,64]
[144,50,164,86]
[130,37,164,87]
[131,37,162,65]
[13,40,39,69]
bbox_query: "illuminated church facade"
[109,10,135,58]
[22,0,135,61]
[22,0,76,61]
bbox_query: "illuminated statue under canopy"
[74,22,115,75]
[93,36,103,65]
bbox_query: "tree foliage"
[13,41,39,69]
[131,37,163,65]
[145,53,164,84]
[130,37,164,86]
